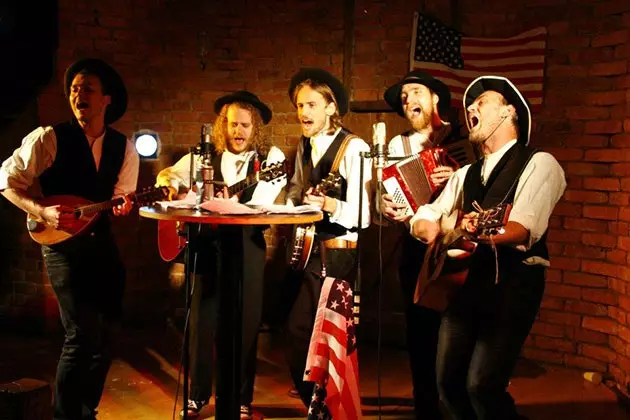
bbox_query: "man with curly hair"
[156,91,286,419]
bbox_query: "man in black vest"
[0,58,139,420]
[155,91,286,419]
[284,68,372,407]
[379,70,455,420]
[410,76,566,420]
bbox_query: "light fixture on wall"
[134,130,160,160]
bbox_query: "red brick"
[619,207,630,221]
[583,205,619,220]
[615,43,630,59]
[625,119,630,133]
[586,149,630,163]
[594,1,630,16]
[547,242,564,257]
[564,244,605,259]
[580,343,618,363]
[563,135,609,148]
[619,236,630,251]
[617,75,630,89]
[563,190,608,203]
[534,336,576,353]
[546,284,582,300]
[568,48,615,65]
[564,106,610,120]
[565,300,608,317]
[590,61,628,76]
[606,249,627,264]
[619,326,630,344]
[583,177,620,191]
[522,348,564,365]
[611,163,630,176]
[549,256,581,271]
[563,272,608,288]
[539,309,581,326]
[540,296,565,311]
[564,354,607,371]
[549,228,581,243]
[565,162,611,176]
[583,289,618,306]
[563,217,609,232]
[530,321,566,338]
[582,316,618,334]
[609,221,630,235]
[584,120,623,134]
[552,202,581,217]
[619,295,630,312]
[581,233,617,248]
[584,90,627,106]
[547,64,589,78]
[610,278,628,295]
[610,192,630,205]
[592,30,630,47]
[609,307,627,326]
[574,327,609,345]
[582,260,619,277]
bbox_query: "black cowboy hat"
[64,58,128,124]
[384,70,451,119]
[463,75,531,146]
[214,90,272,125]
[288,68,349,116]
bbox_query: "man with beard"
[379,70,455,420]
[284,68,372,407]
[410,76,566,420]
[0,58,138,420]
[156,91,286,419]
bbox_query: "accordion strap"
[330,133,358,174]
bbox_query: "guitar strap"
[329,133,358,175]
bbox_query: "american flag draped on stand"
[304,277,361,420]
[410,12,547,111]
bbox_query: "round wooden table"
[139,205,322,420]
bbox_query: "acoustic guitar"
[157,160,288,262]
[414,203,512,312]
[286,173,342,271]
[27,186,170,245]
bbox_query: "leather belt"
[321,238,357,249]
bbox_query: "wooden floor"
[1,326,628,420]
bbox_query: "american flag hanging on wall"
[304,277,361,420]
[410,12,547,112]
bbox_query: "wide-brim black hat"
[384,70,451,119]
[288,68,349,116]
[463,75,531,146]
[64,58,128,124]
[214,90,272,125]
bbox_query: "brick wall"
[1,0,630,395]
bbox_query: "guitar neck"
[79,194,132,216]
[227,174,257,196]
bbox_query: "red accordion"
[382,147,459,217]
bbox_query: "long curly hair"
[212,102,271,156]
[292,80,343,135]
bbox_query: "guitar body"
[158,220,187,262]
[26,195,99,246]
[287,224,316,271]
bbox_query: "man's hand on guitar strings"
[411,219,441,244]
[112,195,133,216]
[430,165,454,187]
[460,211,479,234]
[303,187,336,214]
[216,186,239,202]
[41,205,75,229]
[381,193,410,222]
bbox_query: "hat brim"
[463,76,531,146]
[288,68,348,116]
[214,93,272,124]
[64,58,127,125]
[384,76,451,119]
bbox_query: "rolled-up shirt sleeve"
[509,152,566,249]
[409,165,469,235]
[0,126,57,192]
[113,139,139,196]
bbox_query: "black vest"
[463,142,548,263]
[210,151,263,204]
[39,121,127,231]
[302,128,353,240]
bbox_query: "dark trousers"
[188,225,266,405]
[285,247,357,407]
[42,231,125,420]
[436,249,545,420]
[399,235,443,420]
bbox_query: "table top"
[139,205,323,225]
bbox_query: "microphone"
[372,121,387,183]
[199,124,214,202]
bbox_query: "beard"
[406,107,432,133]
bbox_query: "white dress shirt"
[387,131,435,158]
[410,139,567,261]
[157,146,287,205]
[286,127,372,241]
[0,125,139,196]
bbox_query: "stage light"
[134,130,160,159]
